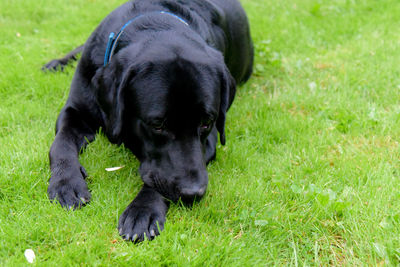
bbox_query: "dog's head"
[93,39,235,203]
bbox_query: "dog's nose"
[180,185,207,203]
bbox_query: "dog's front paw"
[118,187,168,242]
[47,167,91,209]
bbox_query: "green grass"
[1,0,400,265]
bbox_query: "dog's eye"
[153,126,164,133]
[200,120,213,131]
[148,119,165,134]
[152,123,165,133]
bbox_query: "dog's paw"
[47,167,91,209]
[118,199,167,242]
[41,59,66,72]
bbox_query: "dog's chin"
[168,187,207,207]
[178,195,205,207]
[161,194,204,207]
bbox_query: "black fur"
[45,0,253,242]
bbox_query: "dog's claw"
[132,234,138,241]
[150,230,156,237]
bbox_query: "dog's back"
[205,0,253,83]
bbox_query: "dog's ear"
[216,64,236,145]
[92,61,135,143]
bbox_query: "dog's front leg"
[48,106,96,209]
[118,185,169,242]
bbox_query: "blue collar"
[104,11,189,66]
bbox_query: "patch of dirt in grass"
[280,102,310,118]
[323,135,400,166]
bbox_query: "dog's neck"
[103,11,189,66]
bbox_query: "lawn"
[1,0,400,265]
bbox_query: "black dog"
[45,0,253,242]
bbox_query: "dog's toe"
[48,171,91,209]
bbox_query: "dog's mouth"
[152,174,178,201]
[141,171,207,204]
[178,185,207,205]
